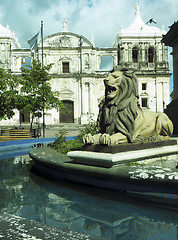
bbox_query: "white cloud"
[0,0,175,94]
[0,0,177,49]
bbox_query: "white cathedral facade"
[0,4,170,126]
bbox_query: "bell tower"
[113,3,170,113]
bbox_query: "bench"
[0,129,31,141]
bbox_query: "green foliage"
[54,129,68,145]
[126,161,140,166]
[20,60,63,112]
[52,138,84,155]
[0,68,20,120]
[50,122,98,154]
[49,129,83,154]
[0,60,64,124]
[19,60,64,129]
[77,121,98,141]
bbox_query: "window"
[141,98,148,108]
[132,47,139,63]
[62,62,69,73]
[100,56,113,71]
[142,83,147,91]
[148,47,154,63]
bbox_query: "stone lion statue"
[83,67,173,146]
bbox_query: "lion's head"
[98,67,140,143]
[104,66,139,105]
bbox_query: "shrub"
[77,121,98,141]
[49,122,98,154]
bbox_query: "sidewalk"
[0,125,81,142]
[43,127,178,140]
[41,127,79,138]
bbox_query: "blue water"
[0,136,75,159]
[0,153,177,239]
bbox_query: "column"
[81,81,89,114]
[142,44,146,63]
[81,81,85,114]
[112,55,117,68]
[155,79,158,112]
[128,43,132,63]
[97,55,101,70]
[89,82,92,113]
[78,77,82,123]
[156,81,163,112]
[81,81,91,124]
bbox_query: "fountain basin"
[29,141,178,205]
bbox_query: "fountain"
[29,67,178,204]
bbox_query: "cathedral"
[0,4,170,126]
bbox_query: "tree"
[0,68,19,120]
[19,60,64,133]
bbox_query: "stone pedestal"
[68,140,178,168]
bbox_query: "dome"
[0,24,13,36]
[0,23,20,48]
[119,3,166,37]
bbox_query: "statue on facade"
[62,18,68,32]
[83,67,173,146]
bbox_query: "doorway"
[19,111,30,123]
[60,100,74,123]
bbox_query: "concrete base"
[82,140,177,153]
[29,143,178,198]
[67,140,178,168]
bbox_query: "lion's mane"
[98,67,141,143]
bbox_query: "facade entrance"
[19,111,30,123]
[60,100,74,123]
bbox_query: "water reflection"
[0,155,177,240]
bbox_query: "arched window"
[148,47,154,63]
[132,47,139,63]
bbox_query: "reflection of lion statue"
[83,67,173,146]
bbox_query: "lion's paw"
[99,133,111,145]
[108,137,117,146]
[108,134,127,146]
[83,133,94,144]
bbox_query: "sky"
[0,0,177,91]
[0,0,177,49]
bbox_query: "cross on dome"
[118,3,165,37]
[135,2,140,15]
